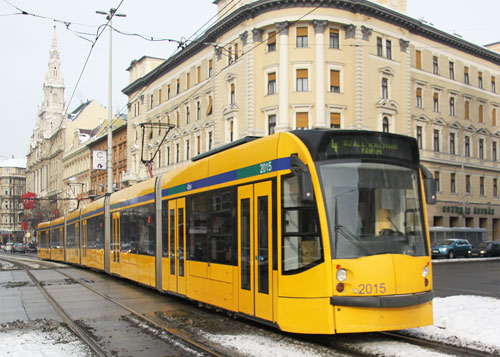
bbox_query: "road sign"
[93,150,107,170]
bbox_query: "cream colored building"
[0,158,26,242]
[122,0,500,240]
[26,28,107,218]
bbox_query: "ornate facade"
[122,0,500,240]
[0,159,26,243]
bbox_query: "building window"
[150,94,154,109]
[230,83,235,105]
[480,177,485,196]
[465,100,470,119]
[167,146,171,166]
[167,85,171,99]
[433,129,440,152]
[451,173,456,193]
[208,59,213,77]
[176,143,180,163]
[296,69,308,92]
[377,37,383,57]
[330,113,341,129]
[176,79,180,94]
[450,133,455,155]
[197,101,201,121]
[382,117,389,133]
[229,119,234,142]
[186,139,190,161]
[206,96,213,116]
[416,88,422,108]
[197,66,201,84]
[433,56,439,74]
[158,89,162,105]
[449,61,454,79]
[176,111,180,127]
[186,73,190,89]
[296,112,308,130]
[435,171,440,192]
[464,67,469,84]
[466,175,471,194]
[479,138,484,159]
[267,72,276,95]
[381,78,388,99]
[186,106,190,124]
[494,178,498,197]
[208,131,213,150]
[386,40,392,60]
[465,136,470,157]
[227,46,232,65]
[478,72,483,89]
[493,142,498,162]
[296,27,308,48]
[196,136,201,155]
[330,70,340,93]
[234,43,238,61]
[493,108,497,126]
[433,92,439,112]
[416,126,423,149]
[268,114,276,135]
[449,97,455,116]
[329,28,339,49]
[479,104,484,123]
[416,50,422,69]
[267,31,276,52]
[492,77,496,93]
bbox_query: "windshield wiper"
[334,198,371,256]
[387,216,403,235]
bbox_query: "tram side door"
[111,212,121,275]
[238,181,273,321]
[82,220,87,263]
[167,198,186,295]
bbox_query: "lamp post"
[96,8,126,194]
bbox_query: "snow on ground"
[0,293,499,356]
[200,295,500,356]
[0,320,92,356]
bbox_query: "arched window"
[382,117,389,132]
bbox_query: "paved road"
[432,258,500,298]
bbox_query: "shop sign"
[442,205,495,216]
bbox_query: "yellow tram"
[38,130,435,334]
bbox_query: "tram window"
[50,229,60,248]
[209,189,236,265]
[282,175,323,274]
[186,193,209,262]
[87,215,104,249]
[120,203,156,256]
[67,224,76,248]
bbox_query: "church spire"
[39,25,65,136]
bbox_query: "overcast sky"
[1,0,499,161]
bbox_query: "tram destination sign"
[323,133,418,163]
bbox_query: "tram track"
[0,255,225,357]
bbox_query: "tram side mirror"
[290,154,314,203]
[420,165,437,205]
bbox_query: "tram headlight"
[336,268,347,282]
[422,265,430,278]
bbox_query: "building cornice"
[122,0,500,96]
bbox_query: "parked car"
[0,243,4,251]
[26,242,38,253]
[13,242,26,253]
[5,242,14,253]
[431,238,472,259]
[470,241,500,258]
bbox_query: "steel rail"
[54,267,224,357]
[0,256,109,357]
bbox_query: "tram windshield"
[319,161,427,259]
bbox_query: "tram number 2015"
[259,161,273,174]
[357,283,387,294]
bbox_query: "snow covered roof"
[0,157,26,168]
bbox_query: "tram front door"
[110,212,120,275]
[237,181,273,321]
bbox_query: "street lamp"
[96,8,126,194]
